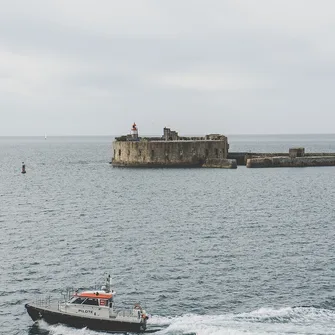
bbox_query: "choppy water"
[1,134,335,335]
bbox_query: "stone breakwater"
[228,147,335,168]
[228,151,335,166]
[246,156,335,168]
[202,158,237,169]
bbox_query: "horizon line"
[1,132,335,137]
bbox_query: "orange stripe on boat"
[78,293,113,299]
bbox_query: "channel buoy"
[21,162,26,174]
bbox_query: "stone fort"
[111,123,236,168]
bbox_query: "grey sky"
[1,0,335,136]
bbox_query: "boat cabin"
[58,287,146,322]
[60,291,115,318]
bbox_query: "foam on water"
[34,320,110,335]
[149,306,335,335]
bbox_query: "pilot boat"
[25,274,149,332]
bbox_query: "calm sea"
[1,134,335,335]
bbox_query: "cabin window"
[119,149,121,156]
[215,148,219,158]
[82,298,99,306]
[99,299,108,306]
[71,297,85,304]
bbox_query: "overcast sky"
[1,0,335,136]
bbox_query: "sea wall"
[228,152,335,166]
[228,152,289,165]
[246,156,335,168]
[202,158,237,169]
[112,140,230,168]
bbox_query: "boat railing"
[34,296,52,308]
[58,287,76,302]
[57,301,65,312]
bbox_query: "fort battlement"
[112,125,235,168]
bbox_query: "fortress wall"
[112,140,228,167]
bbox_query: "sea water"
[1,134,335,335]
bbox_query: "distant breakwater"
[228,148,335,168]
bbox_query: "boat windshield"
[70,297,86,304]
[82,298,99,306]
[69,297,100,306]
